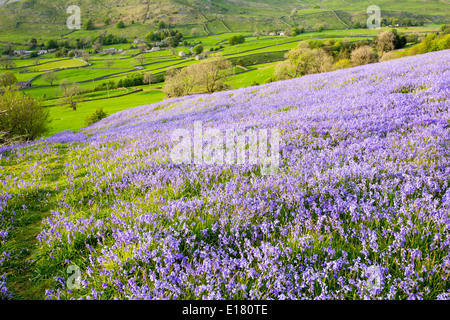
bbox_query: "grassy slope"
[46,89,166,137]
[5,24,441,138]
[0,50,449,300]
[0,0,448,41]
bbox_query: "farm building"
[13,50,32,56]
[17,81,32,89]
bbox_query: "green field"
[46,89,166,136]
[0,0,448,139]
[1,22,444,136]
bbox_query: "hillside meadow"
[1,50,449,300]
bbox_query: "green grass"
[45,90,166,137]
[226,62,278,88]
[30,59,88,72]
[0,19,444,139]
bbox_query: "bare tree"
[63,83,82,111]
[81,51,91,63]
[169,47,178,56]
[135,54,146,66]
[104,58,115,69]
[351,45,379,66]
[163,55,232,97]
[42,71,58,86]
[0,56,16,70]
[139,43,148,53]
[275,47,333,80]
[376,30,396,54]
[197,55,232,93]
[59,78,70,94]
[92,40,102,53]
[144,72,157,88]
[191,28,199,37]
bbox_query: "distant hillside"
[0,0,448,37]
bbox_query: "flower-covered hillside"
[0,50,449,300]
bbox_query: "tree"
[84,108,107,126]
[274,48,333,80]
[0,89,51,142]
[164,55,232,97]
[104,58,115,69]
[143,72,157,88]
[104,18,110,26]
[195,55,232,93]
[193,44,204,55]
[55,47,68,58]
[42,71,58,85]
[392,29,407,49]
[169,47,178,56]
[158,21,166,29]
[314,23,327,32]
[350,45,379,66]
[139,43,148,53]
[0,72,18,89]
[0,56,16,70]
[59,78,70,94]
[291,27,301,36]
[116,21,125,29]
[46,39,58,50]
[83,19,95,30]
[229,35,245,46]
[63,83,82,111]
[191,28,199,37]
[92,42,102,53]
[164,37,179,48]
[81,51,91,63]
[135,54,146,66]
[376,30,396,54]
[28,38,37,49]
[353,21,361,29]
[2,43,13,55]
[146,31,156,42]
